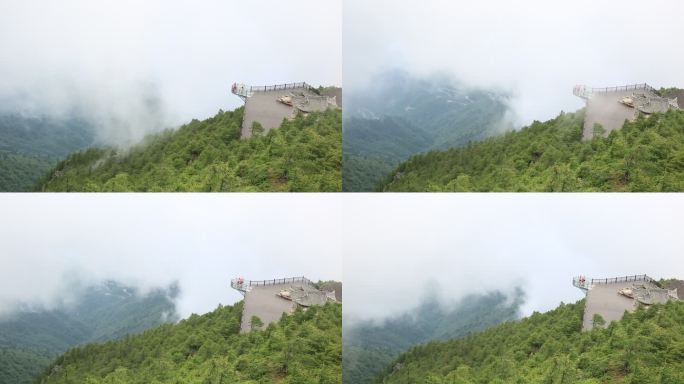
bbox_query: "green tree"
[250,315,264,331]
[592,123,606,138]
[35,302,342,384]
[592,314,606,328]
[376,300,684,384]
[251,121,265,137]
[37,108,342,192]
[381,110,684,192]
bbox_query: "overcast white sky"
[2,194,682,323]
[344,0,684,125]
[0,0,341,141]
[0,194,342,319]
[343,194,684,322]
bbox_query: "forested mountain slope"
[343,70,510,191]
[377,299,684,383]
[0,114,96,191]
[0,281,177,384]
[35,302,342,384]
[381,109,684,191]
[343,290,523,384]
[343,117,430,192]
[37,107,341,192]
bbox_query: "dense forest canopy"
[343,290,523,384]
[0,114,96,191]
[0,282,177,384]
[343,117,429,192]
[377,299,684,383]
[37,107,341,192]
[343,70,510,191]
[381,109,684,192]
[35,302,342,384]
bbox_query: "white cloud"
[0,0,341,142]
[2,194,682,323]
[342,194,684,320]
[0,194,343,318]
[344,0,684,124]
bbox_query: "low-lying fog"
[0,0,342,146]
[342,194,684,323]
[0,194,342,319]
[344,0,684,126]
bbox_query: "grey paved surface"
[241,87,317,138]
[240,87,341,138]
[241,281,314,332]
[674,90,684,108]
[582,89,678,139]
[583,280,659,331]
[287,286,334,306]
[320,87,342,108]
[662,279,684,299]
[318,281,342,301]
[582,90,639,139]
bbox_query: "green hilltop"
[377,299,684,383]
[380,109,684,192]
[0,282,178,384]
[0,114,96,191]
[343,290,523,384]
[36,107,341,192]
[343,70,510,192]
[35,301,342,384]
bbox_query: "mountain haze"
[377,299,684,383]
[381,109,684,191]
[343,70,512,191]
[0,114,97,191]
[343,289,524,384]
[37,107,342,192]
[35,301,342,384]
[0,281,178,384]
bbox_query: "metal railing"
[573,83,655,99]
[248,82,312,93]
[573,274,655,290]
[590,274,655,285]
[591,83,654,94]
[231,276,313,291]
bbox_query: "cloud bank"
[344,0,684,125]
[343,194,684,321]
[2,193,681,326]
[0,194,342,319]
[0,0,341,144]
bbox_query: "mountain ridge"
[0,113,97,191]
[35,301,342,384]
[0,281,178,384]
[36,107,341,192]
[343,70,511,191]
[343,289,524,384]
[381,108,684,191]
[376,297,684,383]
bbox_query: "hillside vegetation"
[37,107,341,192]
[378,299,684,383]
[343,117,429,192]
[343,290,523,384]
[35,302,342,384]
[0,114,96,191]
[343,70,510,191]
[0,151,55,192]
[381,109,684,191]
[0,282,177,384]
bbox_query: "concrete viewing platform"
[573,83,679,139]
[573,274,679,331]
[231,82,340,139]
[231,276,339,332]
